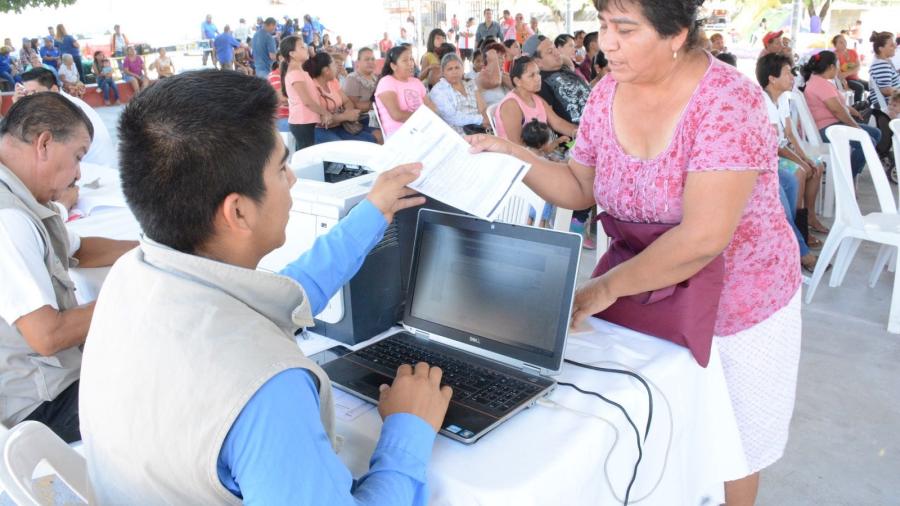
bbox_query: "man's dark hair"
[583,31,598,52]
[521,119,551,150]
[479,36,498,50]
[574,30,586,39]
[118,70,278,253]
[593,0,702,49]
[716,52,737,67]
[264,17,277,27]
[755,52,792,88]
[554,33,573,48]
[0,92,93,144]
[435,42,456,59]
[481,42,506,65]
[20,67,58,90]
[594,49,608,69]
[357,46,373,59]
[531,35,549,59]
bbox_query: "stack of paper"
[372,107,531,221]
[72,162,128,217]
[333,388,376,421]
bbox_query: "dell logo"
[468,336,481,345]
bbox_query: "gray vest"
[0,163,82,427]
[80,238,336,504]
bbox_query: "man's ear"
[217,192,256,236]
[35,131,53,162]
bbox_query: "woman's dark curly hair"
[592,0,704,50]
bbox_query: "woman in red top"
[832,34,867,103]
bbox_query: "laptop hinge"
[413,330,430,340]
[521,363,542,376]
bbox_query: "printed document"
[373,107,530,221]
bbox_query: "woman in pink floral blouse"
[469,1,801,504]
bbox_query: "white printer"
[258,141,404,344]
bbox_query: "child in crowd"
[521,119,570,227]
[521,118,569,161]
[889,93,900,120]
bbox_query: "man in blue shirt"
[81,70,452,503]
[301,14,316,45]
[38,38,59,70]
[201,14,218,68]
[214,25,241,71]
[252,17,277,77]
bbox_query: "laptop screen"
[404,210,581,372]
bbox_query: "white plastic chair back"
[495,183,546,226]
[790,90,828,154]
[891,119,900,176]
[870,79,889,111]
[826,126,896,229]
[868,119,900,283]
[486,103,499,135]
[0,421,89,505]
[371,99,387,139]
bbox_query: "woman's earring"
[673,51,678,60]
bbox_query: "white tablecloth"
[296,322,747,506]
[66,208,141,303]
[67,207,747,505]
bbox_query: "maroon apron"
[592,213,726,367]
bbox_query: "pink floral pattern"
[571,58,800,336]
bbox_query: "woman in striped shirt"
[868,31,898,169]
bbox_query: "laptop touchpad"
[324,358,392,400]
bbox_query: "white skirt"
[715,289,802,474]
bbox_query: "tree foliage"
[0,0,76,13]
[805,0,831,19]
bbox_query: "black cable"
[558,381,641,506]
[564,358,653,443]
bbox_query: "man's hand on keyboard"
[378,362,453,432]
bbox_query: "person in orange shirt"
[832,33,866,103]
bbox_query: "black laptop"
[323,209,582,443]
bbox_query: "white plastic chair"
[551,207,573,232]
[371,100,387,139]
[790,90,835,218]
[486,103,499,135]
[495,183,547,226]
[869,80,889,112]
[0,421,90,505]
[805,125,900,333]
[868,118,900,285]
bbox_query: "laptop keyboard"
[353,335,544,415]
